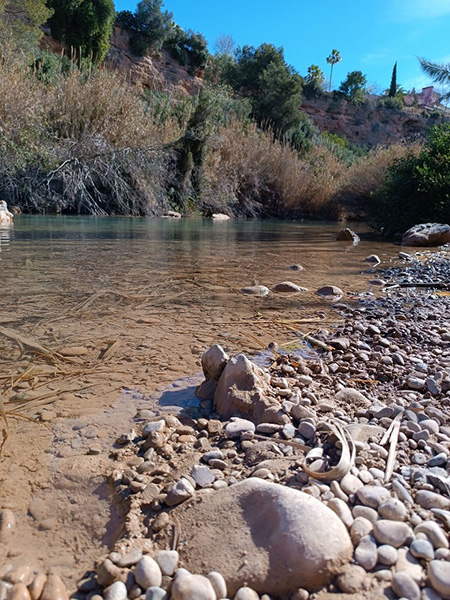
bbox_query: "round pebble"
[428,560,450,598]
[391,572,421,600]
[134,556,162,589]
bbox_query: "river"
[0,216,399,590]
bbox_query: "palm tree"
[326,49,341,92]
[419,57,450,99]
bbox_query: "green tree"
[388,62,397,98]
[0,0,53,53]
[303,64,325,98]
[118,0,173,52]
[48,0,115,65]
[375,124,450,234]
[419,57,450,99]
[326,49,341,91]
[222,43,303,136]
[339,70,367,105]
[165,26,208,72]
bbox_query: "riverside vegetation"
[0,0,448,233]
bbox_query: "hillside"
[88,26,448,148]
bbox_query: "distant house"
[404,86,441,108]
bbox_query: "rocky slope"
[302,95,449,148]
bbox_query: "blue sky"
[113,0,450,95]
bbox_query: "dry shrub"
[335,142,422,217]
[47,69,180,148]
[201,120,342,218]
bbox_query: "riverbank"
[2,244,450,599]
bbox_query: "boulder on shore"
[167,479,353,595]
[402,223,450,246]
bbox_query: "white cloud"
[390,0,450,21]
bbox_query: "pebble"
[104,581,128,600]
[356,486,391,508]
[191,465,216,488]
[165,478,195,506]
[354,535,377,570]
[378,498,407,521]
[9,584,31,600]
[352,505,378,524]
[350,517,373,545]
[40,575,69,600]
[171,570,216,600]
[327,498,354,528]
[391,572,421,600]
[207,571,227,599]
[225,419,255,438]
[134,556,163,589]
[117,548,142,568]
[145,588,167,600]
[156,550,179,576]
[428,560,450,598]
[340,473,363,495]
[416,490,450,510]
[410,538,435,560]
[234,587,260,600]
[377,544,398,566]
[29,573,46,600]
[415,521,449,549]
[372,520,413,548]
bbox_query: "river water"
[0,216,401,589]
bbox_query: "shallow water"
[0,216,402,590]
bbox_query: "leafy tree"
[339,70,367,105]
[388,62,397,98]
[116,0,173,54]
[222,43,304,136]
[419,57,450,99]
[374,124,450,235]
[165,26,208,72]
[0,0,53,53]
[48,0,115,65]
[326,49,341,91]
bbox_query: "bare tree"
[214,34,235,56]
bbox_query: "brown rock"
[40,574,69,600]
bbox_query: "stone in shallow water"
[272,281,308,293]
[241,285,270,296]
[315,285,343,300]
[165,479,352,596]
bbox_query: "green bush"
[374,124,450,234]
[378,95,405,110]
[165,26,209,72]
[48,0,115,65]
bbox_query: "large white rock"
[171,570,216,600]
[168,479,352,595]
[0,201,13,226]
[402,223,450,246]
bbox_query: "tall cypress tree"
[389,62,397,98]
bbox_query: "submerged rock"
[336,228,360,243]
